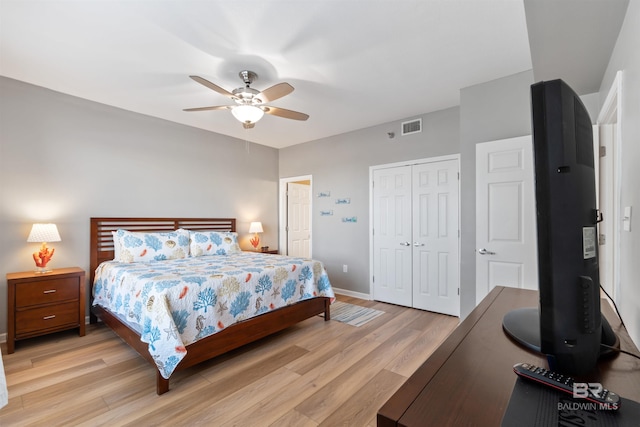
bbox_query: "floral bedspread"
[92,252,335,378]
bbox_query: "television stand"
[377,287,640,426]
[502,306,620,358]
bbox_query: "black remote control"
[513,362,621,410]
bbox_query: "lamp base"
[34,266,53,274]
[249,232,261,251]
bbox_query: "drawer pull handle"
[43,315,56,320]
[43,289,57,294]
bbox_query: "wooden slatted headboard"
[89,217,236,284]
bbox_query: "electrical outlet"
[343,264,348,273]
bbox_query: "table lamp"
[249,221,263,251]
[27,223,61,273]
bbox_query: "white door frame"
[369,154,461,300]
[597,70,623,302]
[279,175,313,257]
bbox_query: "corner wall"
[458,70,535,317]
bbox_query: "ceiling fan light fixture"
[231,105,264,127]
[186,72,307,126]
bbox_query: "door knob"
[400,242,411,246]
[478,248,496,255]
[413,242,425,247]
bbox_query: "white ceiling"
[0,0,628,149]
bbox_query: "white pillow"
[113,229,190,262]
[189,231,241,256]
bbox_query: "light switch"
[623,206,632,231]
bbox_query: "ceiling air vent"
[401,118,422,136]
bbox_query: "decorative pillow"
[112,230,121,261]
[114,229,190,262]
[189,231,241,256]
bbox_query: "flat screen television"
[502,79,618,376]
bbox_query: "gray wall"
[458,70,535,317]
[456,71,601,319]
[598,0,640,346]
[0,77,279,335]
[279,107,460,295]
[279,69,615,325]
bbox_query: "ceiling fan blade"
[263,106,309,121]
[183,105,230,112]
[189,76,235,99]
[258,83,294,103]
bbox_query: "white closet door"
[372,158,460,316]
[372,166,413,307]
[412,160,460,316]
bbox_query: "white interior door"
[372,166,413,307]
[287,182,311,257]
[412,160,460,315]
[476,136,538,304]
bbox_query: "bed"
[89,217,334,395]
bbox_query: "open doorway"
[279,175,312,257]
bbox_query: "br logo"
[573,382,603,399]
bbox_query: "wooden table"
[378,286,640,426]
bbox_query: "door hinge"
[457,172,460,180]
[372,276,375,283]
[599,146,607,157]
[599,233,606,245]
[458,288,460,296]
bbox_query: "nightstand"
[261,249,279,254]
[6,267,86,353]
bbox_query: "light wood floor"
[0,295,458,426]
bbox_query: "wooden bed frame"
[89,217,331,395]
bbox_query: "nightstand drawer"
[15,277,79,307]
[15,301,79,336]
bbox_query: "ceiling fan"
[184,70,309,129]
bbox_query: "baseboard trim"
[332,287,371,301]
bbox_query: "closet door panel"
[412,160,460,316]
[372,166,413,306]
